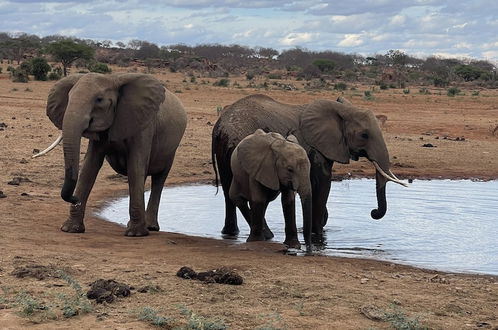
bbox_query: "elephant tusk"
[388,169,401,181]
[373,161,408,187]
[32,134,63,158]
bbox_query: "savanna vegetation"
[0,31,496,91]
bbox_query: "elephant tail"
[211,136,220,195]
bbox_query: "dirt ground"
[0,65,497,329]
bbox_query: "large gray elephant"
[229,129,312,248]
[212,94,405,238]
[44,73,187,236]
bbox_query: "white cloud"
[389,14,406,25]
[279,32,316,46]
[454,42,471,49]
[338,34,363,47]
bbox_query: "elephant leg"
[124,138,151,237]
[237,202,274,240]
[310,157,332,236]
[145,156,174,231]
[281,189,300,249]
[61,142,105,233]
[220,169,239,237]
[247,200,268,242]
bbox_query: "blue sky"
[1,0,497,62]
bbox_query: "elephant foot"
[221,224,240,238]
[246,233,265,242]
[284,239,301,249]
[125,221,149,237]
[263,227,274,240]
[61,219,85,233]
[147,225,160,231]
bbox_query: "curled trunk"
[370,170,388,220]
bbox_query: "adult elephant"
[212,94,406,238]
[43,73,187,236]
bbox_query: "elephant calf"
[229,129,312,249]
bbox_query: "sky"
[0,0,497,62]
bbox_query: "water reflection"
[99,179,498,275]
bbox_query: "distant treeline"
[0,31,496,88]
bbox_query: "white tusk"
[388,169,401,181]
[32,134,63,158]
[373,161,408,187]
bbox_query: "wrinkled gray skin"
[46,73,187,236]
[229,129,312,248]
[212,94,392,238]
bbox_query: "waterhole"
[99,179,498,275]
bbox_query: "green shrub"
[6,65,15,72]
[364,90,374,100]
[213,78,230,87]
[447,87,461,97]
[379,81,388,90]
[88,62,111,74]
[246,72,255,80]
[190,76,196,83]
[334,82,347,91]
[268,73,282,79]
[11,68,29,83]
[419,88,431,95]
[403,88,410,94]
[312,59,335,73]
[31,57,51,81]
[433,77,448,87]
[19,61,32,75]
[471,90,480,96]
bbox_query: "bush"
[471,90,480,96]
[433,77,449,87]
[245,72,255,80]
[48,67,62,81]
[447,87,461,96]
[6,66,15,72]
[419,88,431,95]
[31,57,51,81]
[268,73,282,79]
[19,61,32,75]
[213,78,230,87]
[88,62,111,74]
[334,82,347,91]
[11,68,29,83]
[364,90,374,100]
[379,81,388,90]
[403,88,410,94]
[312,59,335,73]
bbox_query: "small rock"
[20,193,29,196]
[360,278,369,284]
[20,158,28,164]
[0,191,6,198]
[422,143,436,148]
[32,148,40,154]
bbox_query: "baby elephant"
[229,129,312,249]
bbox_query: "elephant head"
[46,73,165,205]
[237,129,312,244]
[300,97,406,220]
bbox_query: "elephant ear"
[237,132,280,190]
[300,100,350,164]
[46,74,85,129]
[109,73,166,141]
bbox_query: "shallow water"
[99,179,498,275]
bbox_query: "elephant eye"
[361,132,369,139]
[96,97,104,103]
[287,166,294,173]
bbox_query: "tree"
[312,59,335,73]
[385,49,407,67]
[454,65,484,82]
[257,47,278,59]
[46,40,94,76]
[31,57,51,80]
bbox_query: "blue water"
[99,180,498,275]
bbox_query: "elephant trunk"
[61,107,90,205]
[371,170,388,220]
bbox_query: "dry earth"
[0,65,497,329]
